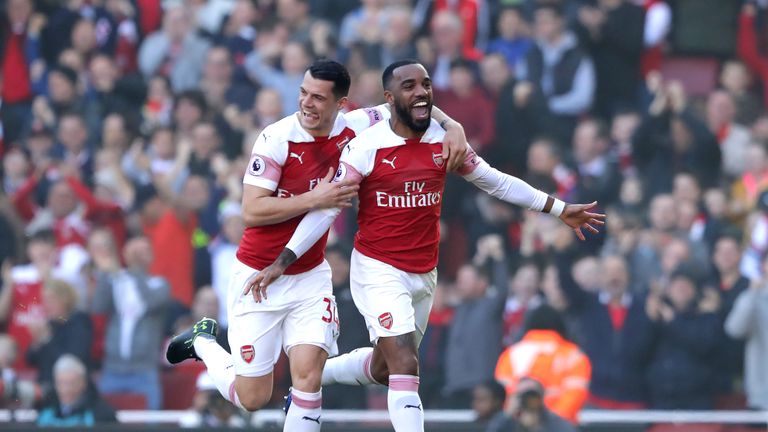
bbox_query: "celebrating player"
[250,60,605,432]
[165,59,468,432]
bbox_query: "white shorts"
[349,249,437,346]
[226,258,339,377]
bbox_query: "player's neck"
[389,117,425,141]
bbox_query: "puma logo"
[404,404,422,410]
[290,152,305,164]
[381,157,397,169]
[302,415,321,424]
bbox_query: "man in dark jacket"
[645,265,722,409]
[552,232,654,408]
[632,79,722,197]
[37,354,116,427]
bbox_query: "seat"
[660,57,720,97]
[103,392,148,410]
[161,365,204,409]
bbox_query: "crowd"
[0,0,767,428]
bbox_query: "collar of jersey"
[375,118,445,148]
[290,112,350,143]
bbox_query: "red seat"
[660,57,720,97]
[161,366,202,410]
[103,392,148,410]
[647,424,724,432]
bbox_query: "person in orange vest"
[494,304,591,423]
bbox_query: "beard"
[393,99,432,132]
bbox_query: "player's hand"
[243,263,286,303]
[308,167,359,210]
[558,201,605,241]
[441,123,468,172]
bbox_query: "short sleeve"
[343,104,391,135]
[243,129,287,191]
[337,137,376,180]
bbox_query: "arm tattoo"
[276,248,298,268]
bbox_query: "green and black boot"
[165,317,218,364]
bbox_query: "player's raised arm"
[457,148,605,240]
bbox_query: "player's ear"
[336,96,348,111]
[384,90,394,105]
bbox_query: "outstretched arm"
[462,152,605,239]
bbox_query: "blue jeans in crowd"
[99,369,163,410]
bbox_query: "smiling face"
[385,63,433,133]
[298,71,345,136]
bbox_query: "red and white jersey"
[337,119,481,273]
[237,106,390,274]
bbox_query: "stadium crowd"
[0,0,766,428]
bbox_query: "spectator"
[706,90,751,180]
[209,201,243,327]
[575,0,644,118]
[0,230,63,371]
[571,118,622,205]
[738,3,768,107]
[725,255,768,410]
[36,354,116,427]
[517,3,595,145]
[26,278,92,388]
[419,280,453,408]
[243,41,312,116]
[720,60,761,126]
[501,260,542,346]
[0,0,45,144]
[486,7,532,70]
[632,77,721,197]
[218,0,257,67]
[276,0,317,44]
[730,143,768,223]
[443,236,508,408]
[479,53,511,103]
[495,304,591,423]
[92,235,170,410]
[644,265,722,409]
[429,10,477,90]
[433,59,495,152]
[0,334,39,408]
[138,6,210,92]
[638,0,671,78]
[552,225,652,409]
[470,380,507,431]
[525,137,576,201]
[485,377,577,432]
[339,0,385,50]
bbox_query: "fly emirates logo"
[277,178,325,197]
[376,181,441,208]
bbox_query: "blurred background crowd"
[0,0,767,428]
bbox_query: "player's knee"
[237,387,272,412]
[291,366,323,392]
[387,352,419,376]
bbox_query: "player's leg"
[283,345,327,431]
[166,259,285,411]
[167,313,281,411]
[281,268,339,432]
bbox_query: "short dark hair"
[175,89,208,114]
[382,59,421,89]
[523,304,568,338]
[28,229,56,245]
[477,380,507,403]
[534,1,564,17]
[307,59,351,99]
